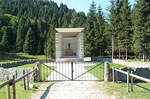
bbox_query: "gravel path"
[31,81,117,99]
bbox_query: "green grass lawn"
[85,62,150,99]
[105,82,150,99]
[0,80,40,99]
[0,52,46,64]
[84,62,135,81]
[84,62,104,80]
[40,64,56,81]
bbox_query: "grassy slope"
[0,52,45,64]
[85,62,150,99]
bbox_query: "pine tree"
[94,5,106,56]
[0,27,13,52]
[44,24,55,58]
[70,11,79,27]
[23,27,36,55]
[16,17,26,52]
[84,1,97,56]
[107,0,116,59]
[118,0,132,60]
[133,0,150,61]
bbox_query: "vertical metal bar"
[99,63,101,80]
[103,62,104,80]
[71,62,73,80]
[131,71,133,92]
[127,71,129,92]
[54,62,58,80]
[53,62,54,81]
[61,62,63,80]
[68,62,70,80]
[59,62,60,81]
[44,63,45,81]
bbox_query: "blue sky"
[52,0,136,15]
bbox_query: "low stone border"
[0,59,54,68]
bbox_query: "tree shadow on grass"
[134,83,150,92]
[40,83,55,99]
[0,52,35,62]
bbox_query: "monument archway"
[55,28,84,62]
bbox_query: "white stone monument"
[55,28,84,62]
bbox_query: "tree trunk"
[143,51,146,62]
[112,35,114,60]
[119,48,121,59]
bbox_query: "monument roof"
[55,28,84,33]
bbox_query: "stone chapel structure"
[55,28,84,62]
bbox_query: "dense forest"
[0,0,150,61]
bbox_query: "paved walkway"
[31,81,117,99]
[45,62,98,80]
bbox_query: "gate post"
[71,62,73,80]
[104,62,110,81]
[35,62,41,82]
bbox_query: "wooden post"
[27,70,29,90]
[7,76,11,99]
[131,71,133,92]
[23,69,26,90]
[115,67,118,83]
[36,62,41,82]
[127,71,129,92]
[112,67,115,83]
[12,75,16,99]
[33,66,35,82]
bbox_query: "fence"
[0,62,41,99]
[112,67,150,92]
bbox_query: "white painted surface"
[113,59,150,68]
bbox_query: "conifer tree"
[84,1,96,56]
[107,0,116,59]
[16,17,26,52]
[118,0,132,60]
[44,24,55,58]
[23,27,36,55]
[0,27,13,52]
[133,0,150,61]
[94,5,106,56]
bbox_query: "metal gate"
[40,62,104,81]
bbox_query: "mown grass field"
[85,62,150,99]
[0,52,45,64]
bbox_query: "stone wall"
[0,68,33,80]
[0,59,52,68]
[84,56,112,62]
[113,59,150,68]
